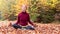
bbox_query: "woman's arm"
[28,14,34,26]
[16,14,20,24]
[28,14,38,27]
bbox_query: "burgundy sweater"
[16,12,34,26]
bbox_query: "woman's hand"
[33,24,38,27]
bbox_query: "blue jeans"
[12,24,35,30]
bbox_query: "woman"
[12,5,36,30]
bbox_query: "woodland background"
[0,0,60,23]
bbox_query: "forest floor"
[0,21,60,34]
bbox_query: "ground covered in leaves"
[0,21,60,34]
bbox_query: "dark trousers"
[12,24,35,30]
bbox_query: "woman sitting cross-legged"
[12,5,36,30]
